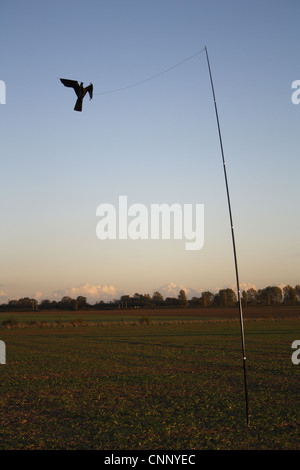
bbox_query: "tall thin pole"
[204,46,250,426]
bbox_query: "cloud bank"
[153,282,203,300]
[52,283,118,303]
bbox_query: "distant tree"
[200,293,207,307]
[190,296,202,307]
[51,300,58,310]
[70,299,79,311]
[8,300,18,310]
[60,296,73,310]
[201,291,214,307]
[152,291,164,306]
[242,290,248,307]
[258,286,282,305]
[213,289,225,307]
[120,295,131,308]
[226,289,237,306]
[165,297,181,306]
[257,289,270,306]
[178,289,188,307]
[283,285,296,306]
[295,285,300,304]
[220,289,227,307]
[40,299,51,310]
[132,293,152,308]
[269,286,283,305]
[246,288,258,305]
[214,289,237,307]
[76,296,88,309]
[17,297,38,311]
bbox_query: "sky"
[0,0,299,303]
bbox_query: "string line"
[94,47,206,96]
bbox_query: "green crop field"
[0,316,299,450]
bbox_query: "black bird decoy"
[60,78,93,111]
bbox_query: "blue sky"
[0,0,299,302]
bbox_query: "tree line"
[0,284,299,312]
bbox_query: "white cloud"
[52,283,118,302]
[154,282,203,299]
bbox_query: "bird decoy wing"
[60,79,80,96]
[83,83,93,100]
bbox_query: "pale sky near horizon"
[0,0,299,303]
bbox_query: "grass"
[0,318,299,449]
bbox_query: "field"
[0,308,299,450]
